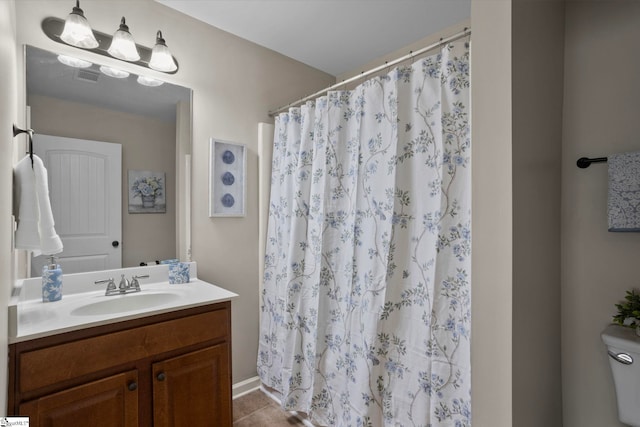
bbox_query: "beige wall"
[470,1,514,425]
[472,1,566,424]
[0,0,17,414]
[28,95,177,268]
[13,0,335,386]
[512,0,564,426]
[561,2,640,426]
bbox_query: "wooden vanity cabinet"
[9,301,232,427]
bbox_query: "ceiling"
[155,0,471,77]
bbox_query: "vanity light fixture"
[107,17,140,62]
[42,13,179,75]
[149,31,177,72]
[59,0,98,49]
[99,65,130,79]
[137,75,164,87]
[57,54,92,68]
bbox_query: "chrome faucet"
[95,274,149,296]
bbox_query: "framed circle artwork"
[208,139,246,217]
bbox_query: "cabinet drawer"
[18,309,228,393]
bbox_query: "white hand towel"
[14,156,41,254]
[33,155,63,254]
[13,155,63,255]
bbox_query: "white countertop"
[9,263,238,343]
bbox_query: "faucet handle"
[95,278,116,295]
[130,274,149,291]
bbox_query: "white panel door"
[31,135,122,275]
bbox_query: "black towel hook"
[13,124,35,168]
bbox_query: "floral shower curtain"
[258,40,471,427]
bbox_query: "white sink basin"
[70,292,179,316]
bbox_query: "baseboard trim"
[232,376,261,399]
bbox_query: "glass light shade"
[149,31,177,72]
[107,18,140,62]
[59,2,98,49]
[137,75,164,87]
[149,43,177,72]
[57,54,92,68]
[99,65,130,78]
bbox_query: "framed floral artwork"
[209,139,246,217]
[128,170,166,213]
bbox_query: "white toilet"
[602,324,640,426]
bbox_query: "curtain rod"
[268,27,471,116]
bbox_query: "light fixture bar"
[42,16,178,74]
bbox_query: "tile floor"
[233,389,306,426]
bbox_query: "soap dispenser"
[42,256,62,302]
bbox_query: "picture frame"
[128,170,166,214]
[209,139,246,217]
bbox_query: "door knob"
[156,372,166,381]
[128,381,137,391]
[112,240,119,248]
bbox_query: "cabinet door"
[152,344,231,427]
[20,370,138,427]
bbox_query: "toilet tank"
[602,324,640,427]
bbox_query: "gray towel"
[608,151,640,231]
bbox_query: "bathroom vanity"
[7,264,237,426]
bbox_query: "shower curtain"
[258,40,471,427]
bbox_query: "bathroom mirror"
[23,45,192,277]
